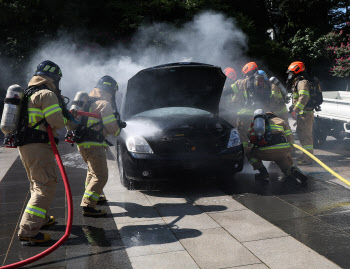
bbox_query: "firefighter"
[220,67,237,125]
[246,109,308,184]
[18,60,68,243]
[232,62,272,153]
[259,70,295,143]
[287,61,313,165]
[77,75,120,217]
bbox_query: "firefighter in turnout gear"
[17,60,68,243]
[259,70,294,144]
[231,62,272,153]
[287,61,314,165]
[246,110,308,184]
[77,75,121,216]
[220,67,237,125]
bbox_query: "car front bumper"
[122,145,244,181]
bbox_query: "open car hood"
[121,62,226,119]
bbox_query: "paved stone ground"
[0,130,349,268]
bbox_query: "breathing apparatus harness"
[245,73,271,107]
[66,97,124,146]
[249,113,287,151]
[4,85,67,147]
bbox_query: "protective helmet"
[287,61,305,74]
[242,62,258,76]
[96,75,118,94]
[34,60,62,81]
[224,67,237,81]
[258,70,268,81]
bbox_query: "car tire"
[117,143,133,190]
[313,118,327,148]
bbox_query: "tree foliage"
[0,0,349,91]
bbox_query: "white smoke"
[26,11,247,101]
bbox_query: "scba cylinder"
[1,84,24,135]
[253,109,265,138]
[67,91,89,131]
[269,76,288,100]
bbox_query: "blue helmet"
[34,60,62,81]
[96,75,118,94]
[258,70,268,81]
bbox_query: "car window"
[133,107,212,117]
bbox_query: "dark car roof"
[121,62,226,119]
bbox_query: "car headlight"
[227,128,241,148]
[126,136,154,154]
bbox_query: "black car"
[116,62,244,189]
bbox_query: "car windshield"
[133,107,212,118]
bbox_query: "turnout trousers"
[247,147,293,175]
[78,146,108,208]
[18,143,57,237]
[296,112,314,162]
[237,115,253,154]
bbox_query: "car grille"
[148,131,227,156]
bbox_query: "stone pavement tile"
[108,197,162,224]
[65,247,133,269]
[104,189,149,203]
[0,211,22,225]
[0,201,26,214]
[314,186,350,204]
[0,223,17,239]
[0,237,11,256]
[243,236,341,269]
[317,210,350,231]
[157,204,220,232]
[235,194,309,222]
[176,227,260,269]
[117,219,185,257]
[275,215,350,269]
[184,188,227,201]
[143,191,192,207]
[0,187,28,204]
[226,264,269,269]
[0,149,19,181]
[277,192,350,216]
[130,250,200,269]
[192,195,247,212]
[209,210,287,242]
[0,158,26,183]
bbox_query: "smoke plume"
[26,11,247,102]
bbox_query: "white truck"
[313,91,350,146]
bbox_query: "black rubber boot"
[19,232,51,244]
[294,168,308,184]
[41,216,55,229]
[255,167,269,180]
[82,206,107,217]
[97,194,107,204]
[290,166,308,185]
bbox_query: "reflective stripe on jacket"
[292,78,311,114]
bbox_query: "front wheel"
[117,143,133,190]
[313,118,327,148]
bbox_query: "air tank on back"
[253,109,265,138]
[1,84,24,135]
[269,76,288,101]
[66,91,89,131]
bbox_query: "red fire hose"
[1,125,73,269]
